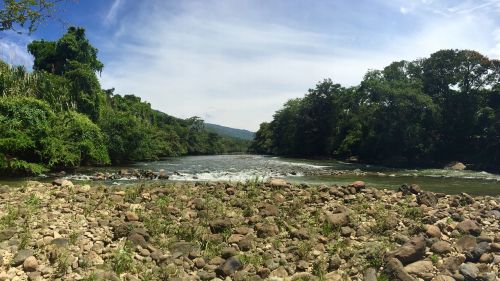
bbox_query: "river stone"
[425,225,442,238]
[221,247,237,259]
[431,241,452,254]
[255,223,279,238]
[125,211,139,222]
[259,203,279,217]
[210,219,231,233]
[445,161,466,170]
[51,238,69,248]
[364,268,377,281]
[216,256,243,277]
[169,242,199,256]
[465,241,490,262]
[455,235,477,252]
[0,228,16,241]
[269,178,288,187]
[417,192,438,207]
[198,271,216,281]
[127,233,148,248]
[404,260,433,279]
[23,256,38,272]
[431,275,456,281]
[12,249,34,266]
[325,212,349,227]
[389,235,426,265]
[385,258,416,281]
[398,184,422,195]
[456,220,481,236]
[459,263,479,281]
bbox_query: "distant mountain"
[205,123,255,141]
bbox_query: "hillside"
[205,123,255,141]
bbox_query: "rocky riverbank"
[0,180,498,281]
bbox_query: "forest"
[0,27,250,175]
[251,49,500,171]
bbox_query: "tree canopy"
[251,49,500,171]
[0,27,250,175]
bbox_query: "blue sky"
[1,0,499,130]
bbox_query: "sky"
[1,0,500,131]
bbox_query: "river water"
[2,155,499,195]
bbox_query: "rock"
[52,178,74,187]
[269,178,288,187]
[169,242,199,256]
[259,203,279,217]
[455,236,477,252]
[270,266,288,278]
[431,276,456,281]
[23,256,38,272]
[12,249,35,266]
[398,184,422,195]
[125,211,139,222]
[490,242,500,252]
[404,260,433,279]
[425,225,442,238]
[445,161,466,170]
[290,228,310,240]
[431,241,452,254]
[0,228,16,241]
[385,258,416,281]
[127,233,148,248]
[255,223,279,238]
[350,180,366,190]
[221,247,237,259]
[459,263,478,281]
[210,219,231,233]
[389,235,426,265]
[51,238,69,248]
[237,238,253,251]
[364,267,377,281]
[216,256,243,277]
[417,192,438,207]
[456,219,481,236]
[465,242,489,262]
[198,271,216,280]
[325,212,349,227]
[158,169,168,179]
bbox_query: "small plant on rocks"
[111,242,135,274]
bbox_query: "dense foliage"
[0,0,67,33]
[251,50,500,170]
[0,27,248,175]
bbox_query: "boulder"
[445,161,466,170]
[425,225,442,238]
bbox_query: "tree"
[0,0,68,34]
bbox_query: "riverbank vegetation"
[251,50,500,171]
[0,27,250,175]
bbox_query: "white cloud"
[95,0,499,130]
[0,33,33,69]
[105,0,123,25]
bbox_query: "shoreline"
[0,180,499,280]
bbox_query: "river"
[1,154,499,195]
